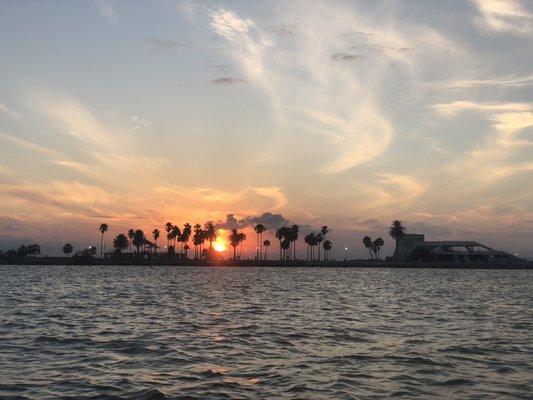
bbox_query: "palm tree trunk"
[260,232,263,260]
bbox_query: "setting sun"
[213,241,227,252]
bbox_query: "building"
[397,234,519,264]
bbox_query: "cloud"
[30,90,115,147]
[208,3,462,174]
[433,74,533,89]
[331,52,365,61]
[0,130,57,157]
[154,185,288,214]
[0,217,31,239]
[434,100,533,182]
[252,186,287,209]
[472,0,532,35]
[0,130,96,176]
[432,101,532,115]
[210,9,273,88]
[216,212,311,231]
[130,115,151,131]
[146,37,190,50]
[211,77,246,85]
[357,173,427,210]
[0,103,22,121]
[95,0,115,22]
[174,0,200,21]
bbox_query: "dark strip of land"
[1,257,532,269]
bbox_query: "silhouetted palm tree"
[289,225,299,260]
[229,228,246,260]
[204,222,218,249]
[193,224,202,259]
[310,233,319,260]
[281,239,291,260]
[99,223,108,258]
[171,225,181,251]
[275,226,291,260]
[152,229,160,254]
[184,244,190,260]
[62,243,73,257]
[304,233,312,260]
[363,236,374,259]
[389,220,406,261]
[323,240,332,261]
[127,229,135,253]
[165,222,173,247]
[132,229,145,255]
[276,227,285,260]
[179,223,192,257]
[254,224,266,260]
[319,226,329,261]
[263,239,270,260]
[373,237,384,260]
[113,233,129,254]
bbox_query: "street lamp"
[344,247,348,261]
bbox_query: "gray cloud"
[146,37,190,50]
[331,52,365,61]
[0,217,26,234]
[216,212,313,232]
[211,77,246,85]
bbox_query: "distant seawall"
[1,257,532,269]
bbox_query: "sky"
[0,0,532,258]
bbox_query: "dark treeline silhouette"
[361,220,406,261]
[362,236,385,260]
[0,219,420,265]
[0,244,40,261]
[97,220,336,262]
[302,226,329,261]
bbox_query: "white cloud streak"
[208,4,460,174]
[472,0,532,35]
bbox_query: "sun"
[213,241,227,252]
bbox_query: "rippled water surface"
[0,265,532,399]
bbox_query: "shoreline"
[1,257,532,269]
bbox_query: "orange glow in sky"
[213,240,227,252]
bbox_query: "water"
[0,265,531,399]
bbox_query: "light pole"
[344,247,348,261]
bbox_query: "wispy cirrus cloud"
[0,103,22,121]
[432,101,532,115]
[208,4,464,174]
[472,0,532,35]
[432,74,533,89]
[434,100,533,182]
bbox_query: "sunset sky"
[1,0,532,258]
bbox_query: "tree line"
[12,219,407,262]
[86,222,337,261]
